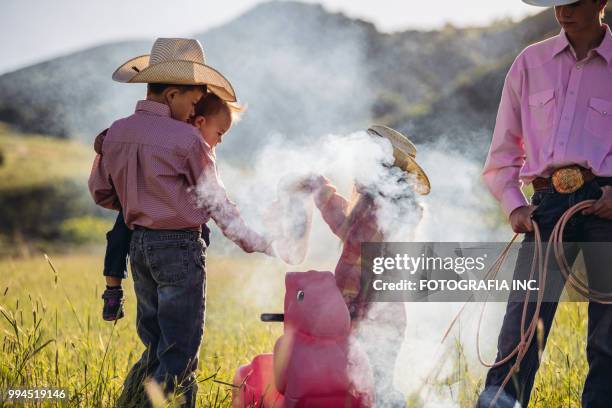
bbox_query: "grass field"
[0,250,592,408]
[0,251,287,407]
[0,124,594,407]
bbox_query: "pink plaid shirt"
[483,25,612,216]
[88,100,269,253]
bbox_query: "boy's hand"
[102,287,125,321]
[94,128,109,155]
[509,205,537,233]
[583,186,612,219]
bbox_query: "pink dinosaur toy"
[232,271,374,408]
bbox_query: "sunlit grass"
[0,252,284,407]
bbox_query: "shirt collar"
[135,100,171,117]
[552,24,612,66]
[595,24,612,66]
[552,29,572,58]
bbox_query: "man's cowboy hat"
[522,0,579,6]
[367,125,431,195]
[112,38,236,102]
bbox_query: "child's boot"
[102,286,125,321]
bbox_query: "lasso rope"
[441,199,612,407]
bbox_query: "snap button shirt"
[482,25,612,216]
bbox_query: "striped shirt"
[88,100,270,253]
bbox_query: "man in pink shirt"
[479,1,612,407]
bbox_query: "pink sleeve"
[185,141,271,254]
[313,177,350,240]
[482,58,529,217]
[88,154,120,210]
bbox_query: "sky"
[1,0,538,74]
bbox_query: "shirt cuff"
[500,187,529,218]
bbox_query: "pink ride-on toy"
[232,271,374,408]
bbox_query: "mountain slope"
[0,2,602,163]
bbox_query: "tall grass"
[0,253,283,407]
[0,252,591,407]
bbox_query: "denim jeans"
[103,211,210,279]
[478,178,612,408]
[117,228,207,408]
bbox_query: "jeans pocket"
[531,191,546,206]
[148,240,189,284]
[192,240,206,269]
[587,180,604,200]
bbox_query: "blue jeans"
[117,228,207,408]
[478,178,612,408]
[103,211,210,279]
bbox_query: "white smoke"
[205,130,514,406]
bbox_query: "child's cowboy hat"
[367,125,431,195]
[112,38,236,102]
[522,0,578,6]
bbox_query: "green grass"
[0,123,93,190]
[0,123,592,406]
[444,301,589,408]
[0,252,285,407]
[0,123,111,252]
[0,251,592,407]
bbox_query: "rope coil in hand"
[442,199,612,407]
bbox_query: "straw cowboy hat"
[112,38,236,102]
[367,125,431,195]
[522,0,578,6]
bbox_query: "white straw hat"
[367,124,431,195]
[112,38,236,102]
[522,0,578,6]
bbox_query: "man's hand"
[509,205,538,233]
[94,128,109,155]
[583,186,612,219]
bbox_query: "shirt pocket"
[585,97,612,139]
[527,88,556,131]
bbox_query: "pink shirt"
[483,25,612,216]
[312,177,383,300]
[88,100,269,253]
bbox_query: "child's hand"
[288,174,326,194]
[263,242,276,258]
[94,128,109,155]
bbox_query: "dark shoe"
[102,287,125,321]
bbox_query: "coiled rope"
[442,199,611,407]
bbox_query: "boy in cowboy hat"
[88,38,272,407]
[273,125,429,406]
[478,1,612,407]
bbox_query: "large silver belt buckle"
[551,166,584,194]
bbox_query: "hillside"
[0,123,105,245]
[0,123,93,189]
[404,9,612,157]
[0,2,609,164]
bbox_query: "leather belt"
[532,166,596,194]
